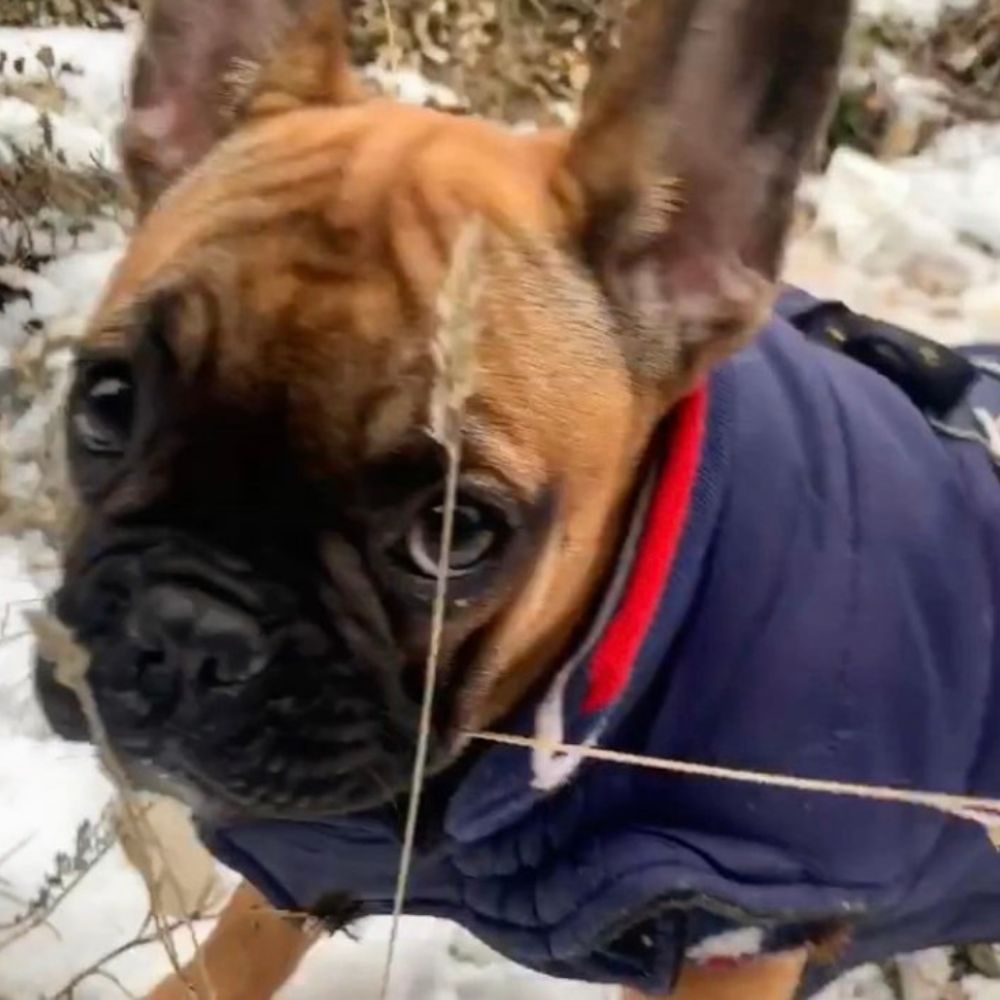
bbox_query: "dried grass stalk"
[429,216,485,450]
[25,610,214,999]
[380,216,485,999]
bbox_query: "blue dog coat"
[201,290,1000,996]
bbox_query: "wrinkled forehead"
[94,101,572,316]
[81,102,581,486]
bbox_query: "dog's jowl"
[33,0,1000,998]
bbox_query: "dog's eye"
[405,496,505,578]
[72,364,135,457]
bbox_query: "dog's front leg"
[625,950,808,1000]
[147,880,318,1000]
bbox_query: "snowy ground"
[2,4,1000,999]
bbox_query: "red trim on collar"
[582,385,709,714]
[697,956,749,971]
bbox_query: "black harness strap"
[777,288,1000,473]
[781,295,977,417]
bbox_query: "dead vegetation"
[922,0,1000,119]
[0,2,999,997]
[1,0,997,247]
[2,148,122,249]
[0,0,137,29]
[346,0,631,124]
[828,1,1000,161]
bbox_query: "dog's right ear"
[565,0,852,398]
[122,0,362,214]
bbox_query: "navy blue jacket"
[201,291,1000,996]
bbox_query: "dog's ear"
[122,0,362,212]
[566,0,851,394]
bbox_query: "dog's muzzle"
[36,529,423,819]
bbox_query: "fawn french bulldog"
[40,0,1000,997]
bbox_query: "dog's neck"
[404,399,697,853]
[391,414,678,849]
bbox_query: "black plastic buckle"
[794,301,977,418]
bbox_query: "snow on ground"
[786,141,1000,348]
[2,4,1000,999]
[0,24,136,165]
[857,0,980,29]
[0,18,618,1000]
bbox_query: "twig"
[26,612,212,998]
[380,0,401,73]
[468,732,1000,845]
[130,905,156,944]
[379,218,485,999]
[0,835,31,869]
[0,598,43,639]
[379,437,464,1000]
[49,913,220,1000]
[0,816,116,947]
[73,967,139,1000]
[78,695,195,988]
[0,837,29,905]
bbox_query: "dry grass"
[2,1,999,996]
[1,149,123,234]
[923,0,1000,120]
[0,132,127,277]
[0,0,137,29]
[348,0,998,147]
[346,0,631,124]
[26,611,213,998]
[381,216,485,997]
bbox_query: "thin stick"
[0,598,42,639]
[379,438,463,1000]
[469,732,1000,836]
[131,907,156,945]
[379,218,485,999]
[0,831,114,947]
[80,968,139,1000]
[0,835,31,869]
[68,681,191,981]
[49,913,219,1000]
[26,613,212,998]
[380,0,401,73]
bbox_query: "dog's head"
[36,0,850,820]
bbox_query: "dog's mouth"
[36,528,453,821]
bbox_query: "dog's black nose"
[130,584,269,702]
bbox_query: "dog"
[32,0,1000,997]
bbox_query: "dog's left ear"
[123,0,362,213]
[566,0,851,394]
